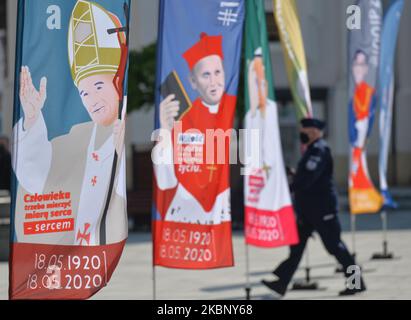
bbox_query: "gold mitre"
[68,0,125,86]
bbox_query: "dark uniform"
[271,138,357,293]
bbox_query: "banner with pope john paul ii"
[10,0,130,299]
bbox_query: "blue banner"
[10,0,130,299]
[348,0,383,214]
[378,0,403,209]
[152,0,244,269]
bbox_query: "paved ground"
[1,210,410,300]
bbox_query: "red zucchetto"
[182,33,224,71]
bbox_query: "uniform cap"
[301,118,326,130]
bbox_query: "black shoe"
[338,284,367,296]
[261,280,287,297]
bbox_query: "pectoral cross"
[76,223,91,245]
[207,165,217,182]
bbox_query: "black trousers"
[273,213,356,287]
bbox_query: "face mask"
[300,132,310,144]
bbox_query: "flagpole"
[245,243,251,300]
[382,210,389,255]
[291,240,318,290]
[99,2,130,244]
[371,210,394,259]
[152,264,157,300]
[152,220,157,300]
[304,243,310,284]
[334,212,358,273]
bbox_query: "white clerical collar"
[202,101,219,114]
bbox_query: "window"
[266,12,280,42]
[0,1,6,30]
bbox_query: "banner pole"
[304,243,310,283]
[351,213,356,258]
[382,210,388,254]
[245,243,251,300]
[152,224,157,300]
[371,209,394,259]
[291,240,318,290]
[152,264,157,300]
[337,212,357,273]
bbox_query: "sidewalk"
[1,210,410,300]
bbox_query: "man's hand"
[19,66,47,130]
[286,166,296,177]
[159,94,180,131]
[286,166,296,190]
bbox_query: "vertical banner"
[348,0,383,214]
[274,0,312,120]
[10,0,130,299]
[378,0,403,209]
[244,0,298,248]
[152,0,245,269]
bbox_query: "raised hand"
[159,94,180,131]
[19,66,47,130]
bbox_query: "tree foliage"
[126,43,157,113]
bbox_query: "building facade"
[2,0,411,190]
